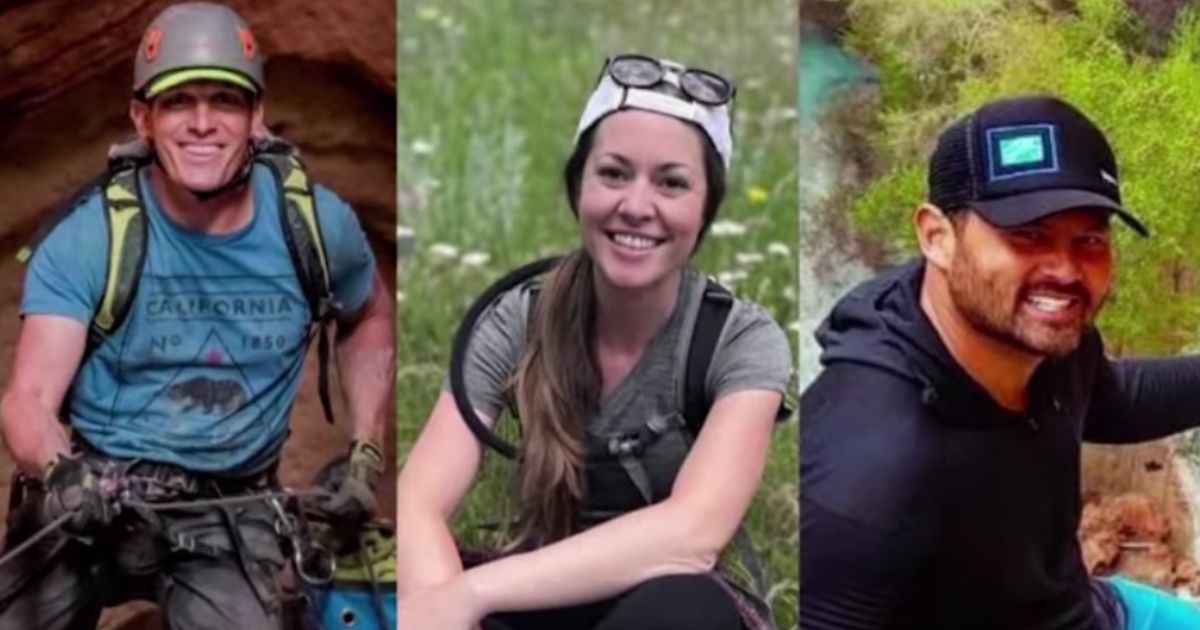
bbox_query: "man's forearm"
[1088,357,1200,443]
[0,388,71,477]
[334,274,395,445]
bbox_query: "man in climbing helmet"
[0,3,394,628]
[130,1,266,201]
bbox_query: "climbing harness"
[0,487,329,571]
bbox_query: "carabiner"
[295,540,336,585]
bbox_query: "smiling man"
[0,3,394,628]
[800,96,1200,629]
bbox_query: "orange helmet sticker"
[238,26,257,60]
[144,28,163,62]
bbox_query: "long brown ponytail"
[511,249,598,546]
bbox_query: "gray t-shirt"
[445,266,792,516]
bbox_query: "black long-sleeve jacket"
[800,260,1200,629]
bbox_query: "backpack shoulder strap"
[257,151,337,424]
[682,279,770,604]
[257,151,333,320]
[523,278,545,327]
[682,278,734,436]
[18,161,150,354]
[90,166,149,349]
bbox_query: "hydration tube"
[448,255,562,459]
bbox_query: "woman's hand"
[398,574,486,630]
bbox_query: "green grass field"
[397,1,799,626]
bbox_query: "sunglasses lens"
[681,70,732,105]
[609,56,663,88]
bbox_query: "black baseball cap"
[928,95,1148,236]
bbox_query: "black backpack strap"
[682,279,734,436]
[680,280,770,601]
[257,151,337,424]
[524,281,543,326]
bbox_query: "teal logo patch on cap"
[999,135,1045,167]
[986,124,1059,181]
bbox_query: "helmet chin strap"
[189,156,254,201]
[150,145,255,202]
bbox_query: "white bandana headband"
[573,61,734,171]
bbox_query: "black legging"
[481,573,746,630]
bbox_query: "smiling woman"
[395,51,792,630]
[579,110,713,290]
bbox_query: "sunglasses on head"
[603,54,735,107]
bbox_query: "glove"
[310,438,383,524]
[41,455,119,538]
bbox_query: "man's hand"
[41,455,119,538]
[310,438,384,524]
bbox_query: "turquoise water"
[798,34,876,386]
[800,33,874,126]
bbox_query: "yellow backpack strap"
[258,152,333,320]
[257,151,336,423]
[91,167,148,349]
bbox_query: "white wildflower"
[396,226,417,256]
[767,242,791,257]
[735,252,765,266]
[410,139,434,156]
[429,243,459,260]
[772,107,798,121]
[718,270,749,286]
[709,220,747,237]
[461,251,490,268]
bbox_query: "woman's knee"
[597,574,744,630]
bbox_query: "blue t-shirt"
[21,164,376,474]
